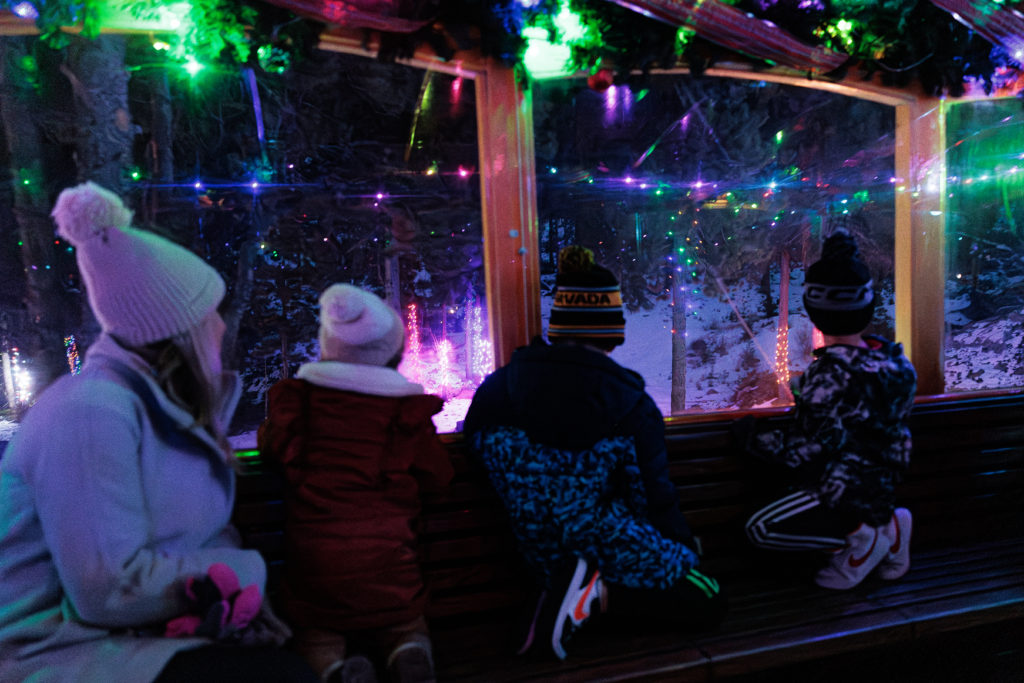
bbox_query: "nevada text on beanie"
[548,245,626,346]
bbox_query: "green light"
[235,449,260,460]
[655,189,663,196]
[183,58,204,77]
[553,3,586,42]
[21,178,29,186]
[837,19,854,34]
[522,27,573,79]
[130,170,141,181]
[675,26,695,53]
[775,130,784,144]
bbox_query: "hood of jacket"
[501,338,648,450]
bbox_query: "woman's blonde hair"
[146,325,233,461]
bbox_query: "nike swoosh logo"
[572,571,600,622]
[849,529,878,568]
[889,517,902,554]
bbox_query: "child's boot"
[876,507,912,580]
[385,636,436,683]
[323,655,378,683]
[815,523,890,590]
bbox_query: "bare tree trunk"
[64,34,134,191]
[134,62,174,224]
[0,37,79,394]
[221,239,258,367]
[671,224,686,413]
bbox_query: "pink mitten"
[166,563,263,639]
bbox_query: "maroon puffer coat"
[258,378,453,631]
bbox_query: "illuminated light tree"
[401,301,424,385]
[465,293,494,383]
[64,335,81,375]
[433,337,460,399]
[774,251,793,400]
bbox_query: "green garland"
[16,0,1022,96]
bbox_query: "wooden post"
[475,61,541,366]
[894,97,946,394]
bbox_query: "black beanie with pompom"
[803,229,876,336]
[548,245,626,347]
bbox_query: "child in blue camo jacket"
[463,245,726,660]
[737,229,917,590]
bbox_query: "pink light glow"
[401,302,423,385]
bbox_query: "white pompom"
[51,181,133,246]
[322,284,367,325]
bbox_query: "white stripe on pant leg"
[747,492,845,550]
[747,492,821,548]
[747,491,818,528]
[747,490,818,544]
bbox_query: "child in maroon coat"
[259,284,453,683]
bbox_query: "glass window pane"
[533,76,897,414]
[944,99,1024,392]
[0,48,486,444]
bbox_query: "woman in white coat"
[0,183,316,683]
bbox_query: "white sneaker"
[815,523,891,590]
[876,508,912,580]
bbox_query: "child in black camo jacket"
[736,229,917,590]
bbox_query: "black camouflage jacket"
[748,335,917,526]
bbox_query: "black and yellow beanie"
[803,229,876,335]
[548,245,626,347]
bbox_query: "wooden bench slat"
[231,394,1024,681]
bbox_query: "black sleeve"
[625,395,694,546]
[462,367,510,443]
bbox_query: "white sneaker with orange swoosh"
[545,557,605,660]
[876,508,912,580]
[815,523,891,590]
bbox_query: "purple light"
[458,166,470,178]
[194,181,203,189]
[250,181,259,189]
[376,192,384,200]
[625,176,634,184]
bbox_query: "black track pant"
[745,490,856,551]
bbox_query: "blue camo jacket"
[748,335,917,526]
[463,338,698,589]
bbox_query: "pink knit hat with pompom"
[318,284,404,366]
[51,181,225,346]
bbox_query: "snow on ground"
[3,287,1022,446]
[0,419,17,443]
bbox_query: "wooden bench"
[232,392,1024,680]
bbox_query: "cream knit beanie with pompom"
[318,283,404,366]
[52,181,225,347]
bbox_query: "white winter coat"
[0,334,265,682]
